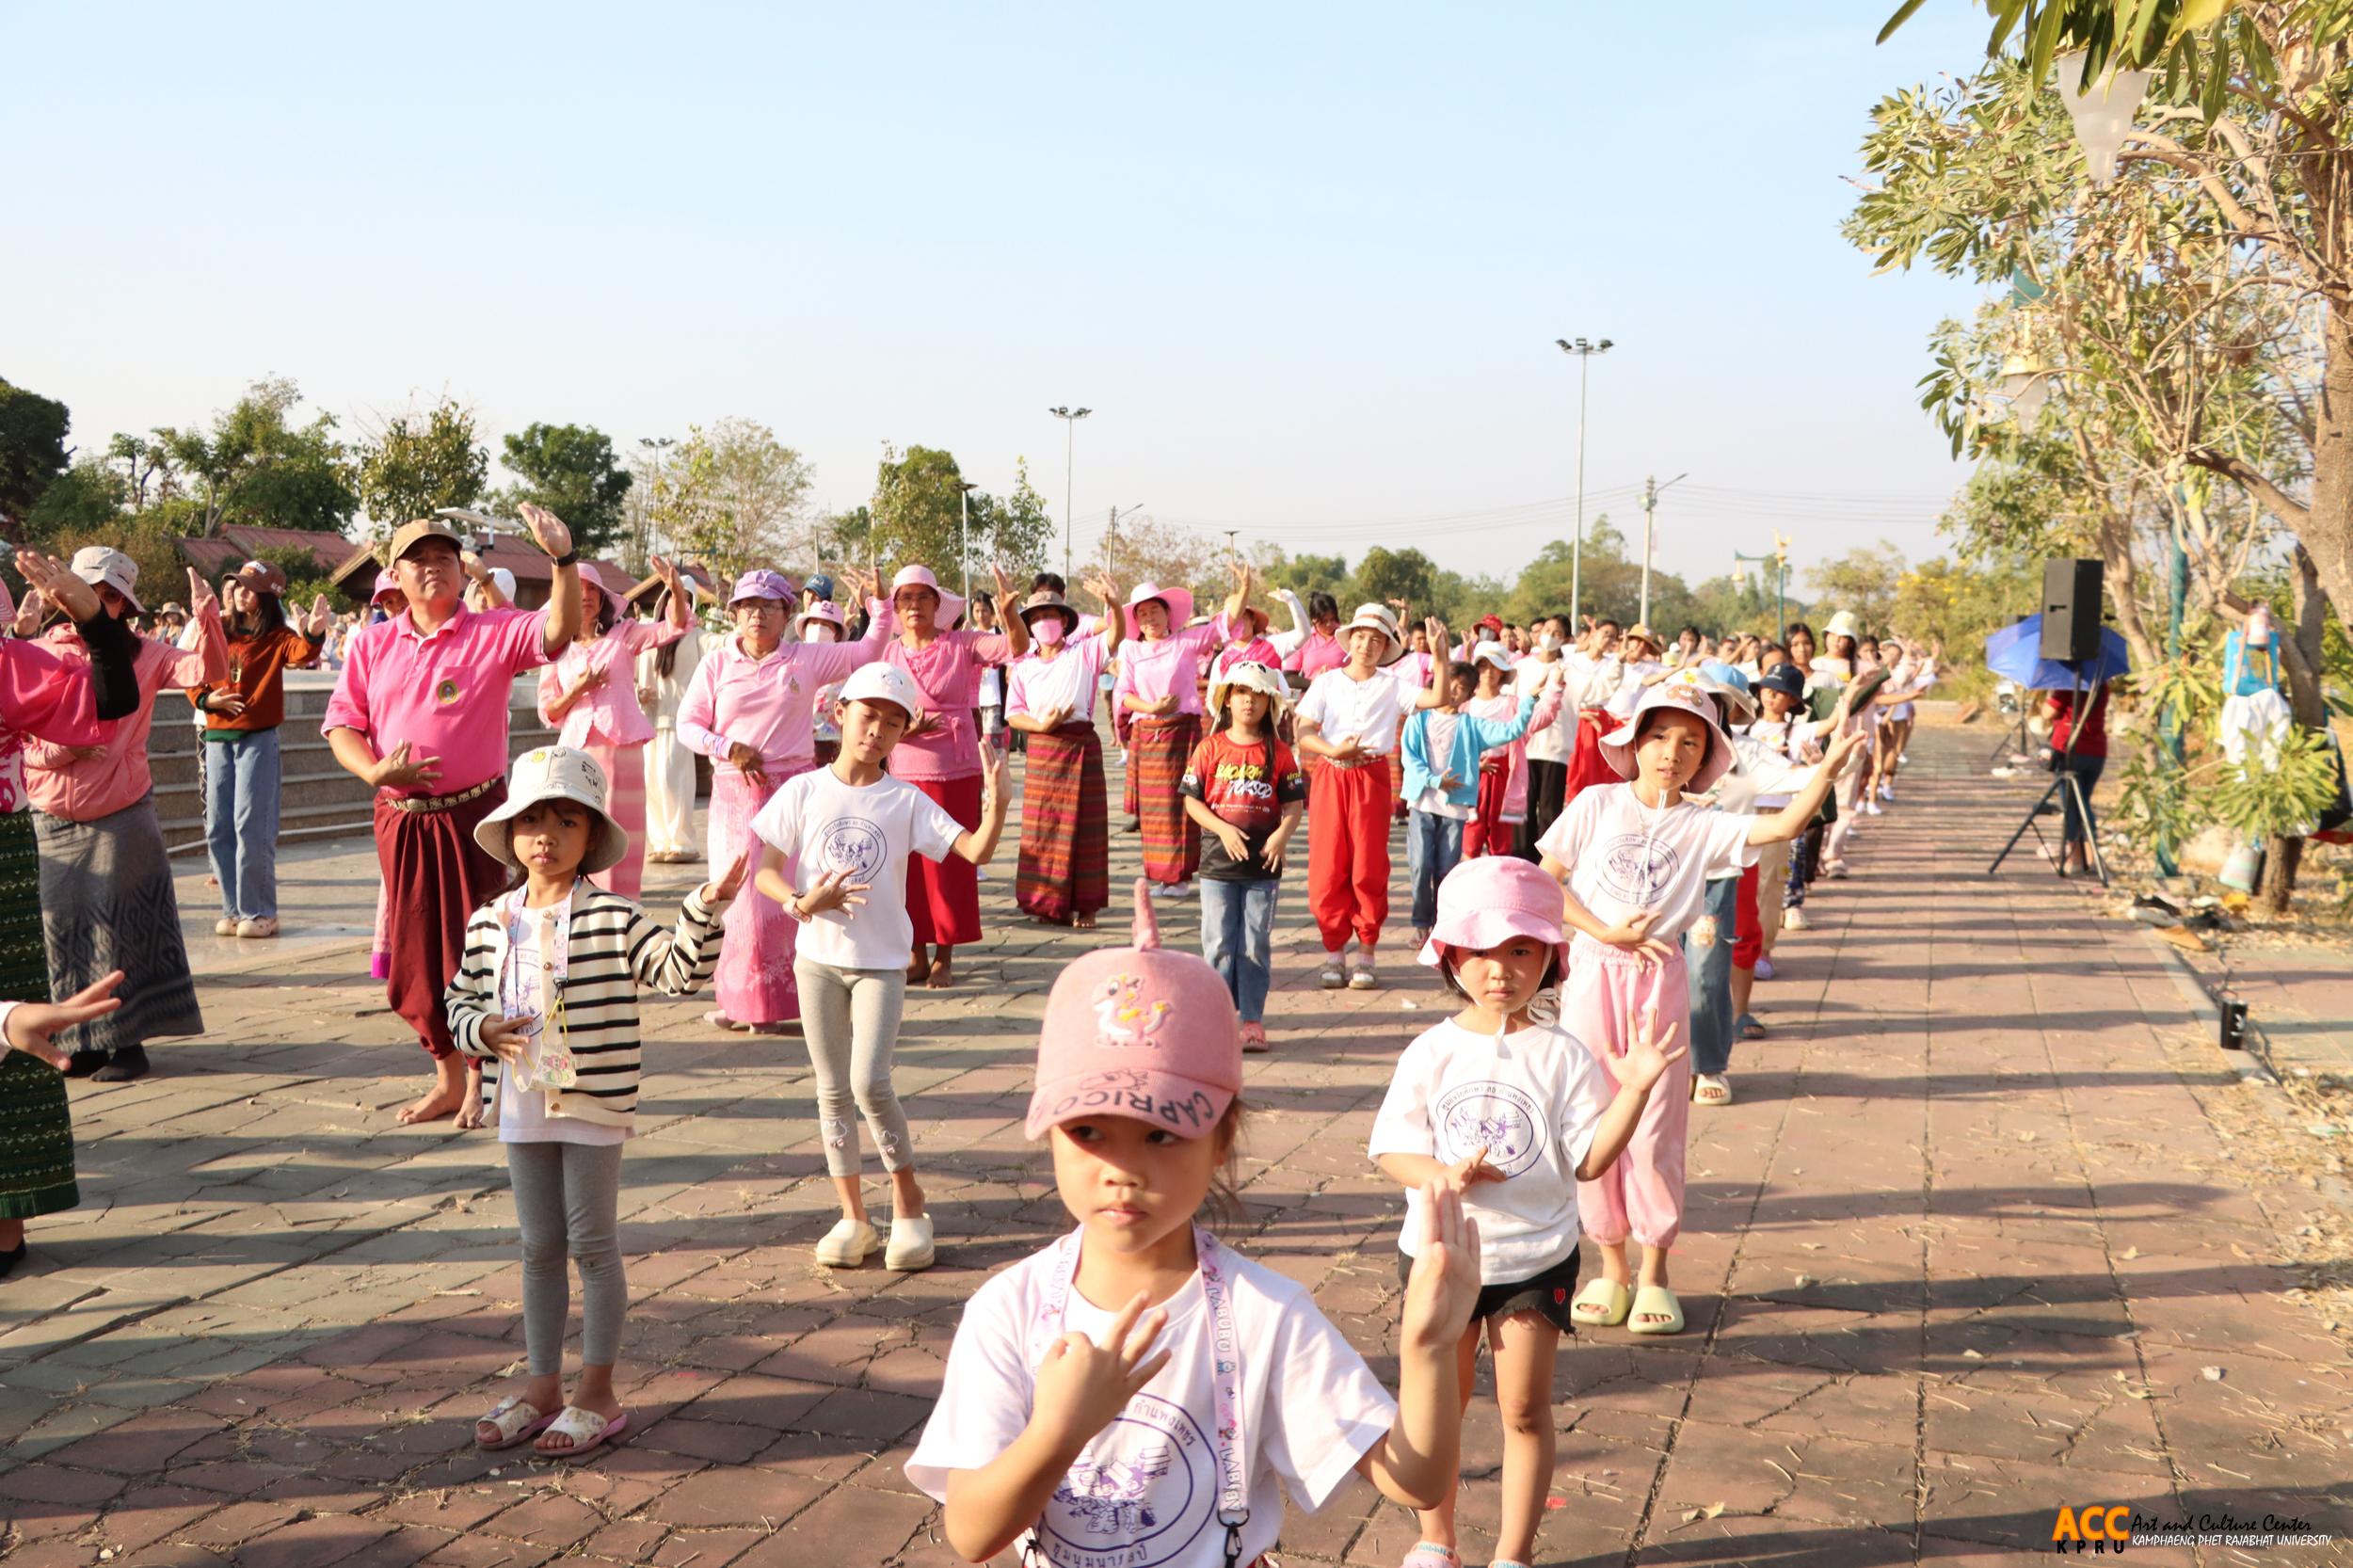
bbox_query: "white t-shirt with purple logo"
[749,766,964,970]
[1537,780,1758,941]
[905,1242,1396,1568]
[1369,1017,1616,1279]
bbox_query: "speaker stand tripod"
[1987,672,2106,884]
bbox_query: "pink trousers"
[1561,937,1692,1250]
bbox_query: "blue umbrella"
[1982,615,2133,689]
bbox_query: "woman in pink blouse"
[1111,571,1251,896]
[879,563,1027,989]
[678,568,888,1032]
[537,558,692,900]
[26,550,228,1083]
[1003,577,1124,929]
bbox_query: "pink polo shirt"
[1289,629,1347,679]
[25,610,228,822]
[1,636,109,815]
[677,603,892,773]
[1112,619,1224,719]
[884,627,1016,781]
[538,619,687,749]
[322,604,552,797]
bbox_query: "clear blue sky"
[4,3,1992,590]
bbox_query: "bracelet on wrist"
[551,548,580,568]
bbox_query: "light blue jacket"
[1401,696,1536,809]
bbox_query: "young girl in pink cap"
[1369,854,1685,1568]
[1536,683,1860,1336]
[909,880,1488,1568]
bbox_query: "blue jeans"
[1198,877,1278,1022]
[1686,874,1740,1076]
[2057,753,2105,846]
[205,727,282,921]
[1405,808,1465,931]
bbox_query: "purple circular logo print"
[1041,1392,1214,1566]
[817,815,888,884]
[1434,1080,1548,1178]
[1595,831,1678,906]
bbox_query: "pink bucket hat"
[889,564,967,630]
[797,599,846,636]
[1598,681,1737,792]
[1125,580,1195,630]
[1025,878,1243,1141]
[371,569,403,606]
[1417,856,1571,972]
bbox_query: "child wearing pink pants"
[1539,682,1861,1334]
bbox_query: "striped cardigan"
[444,882,728,1130]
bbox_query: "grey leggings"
[506,1141,626,1374]
[794,955,913,1179]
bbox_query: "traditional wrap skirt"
[1133,714,1201,886]
[583,739,648,900]
[906,775,984,948]
[644,723,699,858]
[375,784,508,1059]
[710,765,800,1024]
[35,794,203,1059]
[1016,722,1109,925]
[0,810,75,1220]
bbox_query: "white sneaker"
[1865,801,1883,817]
[1151,882,1195,902]
[235,916,280,937]
[813,1217,879,1268]
[1319,957,1347,989]
[1879,783,1895,802]
[1784,907,1809,932]
[885,1214,936,1271]
[215,918,237,936]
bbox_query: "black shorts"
[1396,1242,1582,1334]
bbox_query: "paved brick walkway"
[2,724,2348,1566]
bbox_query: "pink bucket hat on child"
[1417,856,1572,973]
[1598,681,1737,792]
[889,564,967,630]
[1025,878,1244,1141]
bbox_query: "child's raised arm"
[625,853,745,996]
[951,744,1011,866]
[1575,1004,1686,1180]
[1355,1183,1480,1510]
[1747,728,1865,846]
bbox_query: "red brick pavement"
[2,726,2347,1565]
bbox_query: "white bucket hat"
[1823,609,1863,641]
[473,746,630,876]
[1598,681,1738,792]
[1207,659,1289,718]
[1340,602,1406,666]
[836,661,925,724]
[70,547,144,613]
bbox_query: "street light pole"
[1638,471,1688,630]
[953,480,978,603]
[1048,406,1092,578]
[1771,532,1791,646]
[1555,337,1612,626]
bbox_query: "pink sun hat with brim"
[371,569,403,606]
[889,564,967,630]
[797,599,846,636]
[1125,581,1195,631]
[1417,856,1572,973]
[728,568,797,608]
[1598,680,1737,792]
[1024,878,1244,1142]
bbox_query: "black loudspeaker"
[2040,558,2104,664]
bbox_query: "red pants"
[1563,709,1623,808]
[1464,758,1511,858]
[1732,861,1762,972]
[376,785,508,1059]
[1308,761,1391,951]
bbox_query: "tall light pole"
[635,435,676,563]
[1048,406,1092,577]
[1555,338,1612,626]
[1771,532,1792,646]
[953,480,978,603]
[1638,472,1688,630]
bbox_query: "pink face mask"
[1033,617,1066,648]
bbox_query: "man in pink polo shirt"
[324,504,581,1126]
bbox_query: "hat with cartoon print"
[1025,878,1243,1141]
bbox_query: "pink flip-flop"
[537,1405,630,1460]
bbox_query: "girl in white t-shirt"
[909,883,1487,1568]
[751,662,1009,1273]
[1536,684,1861,1336]
[1370,856,1685,1568]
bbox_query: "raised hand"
[1443,1144,1506,1192]
[15,551,99,621]
[1822,728,1868,773]
[373,741,442,792]
[517,502,574,562]
[10,588,43,638]
[990,561,1016,604]
[3,971,124,1070]
[1608,1002,1686,1095]
[980,737,1010,804]
[460,551,491,583]
[704,850,751,904]
[186,567,217,617]
[799,866,871,916]
[479,1014,534,1065]
[1399,1182,1483,1352]
[304,594,331,637]
[1030,1290,1172,1453]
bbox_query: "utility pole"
[953,480,978,603]
[1048,407,1092,578]
[1638,472,1688,630]
[1555,337,1613,625]
[1772,532,1792,646]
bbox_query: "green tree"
[159,377,357,536]
[1808,543,1908,632]
[354,398,488,534]
[0,377,72,521]
[656,418,814,580]
[25,458,129,536]
[970,457,1054,575]
[870,444,969,577]
[499,423,633,558]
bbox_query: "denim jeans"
[1785,820,1817,909]
[1405,808,1465,930]
[2057,753,2105,846]
[1198,876,1277,1022]
[205,727,282,920]
[1686,873,1740,1076]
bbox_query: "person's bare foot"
[904,955,932,985]
[1073,911,1096,930]
[925,952,955,988]
[398,1056,471,1125]
[454,1086,487,1129]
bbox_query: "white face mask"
[806,622,840,643]
[1539,632,1563,653]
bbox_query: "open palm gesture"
[1399,1182,1482,1352]
[1606,1003,1686,1095]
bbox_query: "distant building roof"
[327,534,631,597]
[178,525,358,581]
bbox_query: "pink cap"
[1417,856,1571,972]
[728,569,797,607]
[1597,681,1737,792]
[1024,878,1243,1141]
[371,569,402,605]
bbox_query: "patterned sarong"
[1133,713,1201,885]
[1016,722,1108,925]
[35,793,203,1058]
[0,810,75,1220]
